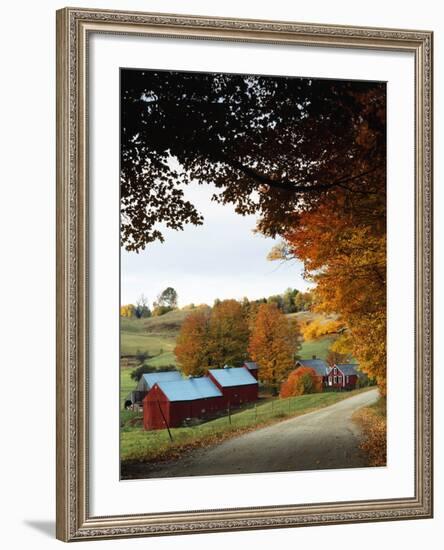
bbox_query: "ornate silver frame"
[56,7,433,542]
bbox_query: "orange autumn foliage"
[301,318,345,341]
[280,367,323,398]
[278,89,387,396]
[285,192,386,395]
[174,299,250,376]
[248,303,301,391]
[173,309,211,377]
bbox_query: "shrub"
[135,350,152,364]
[280,367,322,398]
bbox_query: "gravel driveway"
[122,388,379,479]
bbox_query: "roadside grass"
[353,396,386,466]
[366,396,386,418]
[120,387,371,464]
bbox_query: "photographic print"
[119,69,387,480]
[56,8,433,540]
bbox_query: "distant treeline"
[120,287,178,319]
[121,287,314,319]
[239,288,313,315]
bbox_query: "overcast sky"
[121,181,310,307]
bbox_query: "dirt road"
[122,388,379,479]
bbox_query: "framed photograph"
[56,7,433,541]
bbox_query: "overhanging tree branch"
[219,152,385,195]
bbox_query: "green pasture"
[120,313,182,365]
[299,335,337,361]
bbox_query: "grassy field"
[120,311,189,406]
[120,388,370,463]
[299,335,337,361]
[120,311,189,366]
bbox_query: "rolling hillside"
[121,309,339,368]
[120,309,191,367]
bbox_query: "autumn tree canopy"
[174,299,250,376]
[248,303,302,392]
[173,309,211,377]
[121,70,385,252]
[207,299,250,368]
[280,115,387,393]
[122,69,386,394]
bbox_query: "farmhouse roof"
[243,361,259,370]
[335,364,359,376]
[156,377,223,402]
[296,359,330,376]
[208,367,258,387]
[139,370,182,391]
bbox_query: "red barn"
[243,361,259,380]
[208,366,258,407]
[143,377,223,430]
[125,370,183,408]
[326,364,359,390]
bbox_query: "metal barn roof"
[296,359,330,376]
[208,367,258,387]
[139,370,183,391]
[335,364,359,376]
[243,361,259,370]
[156,377,223,402]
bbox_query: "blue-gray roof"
[139,370,182,391]
[243,361,259,370]
[209,367,257,387]
[156,377,222,402]
[296,359,329,376]
[335,364,359,376]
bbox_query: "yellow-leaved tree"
[120,304,135,318]
[248,303,301,394]
[173,309,211,377]
[207,299,250,368]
